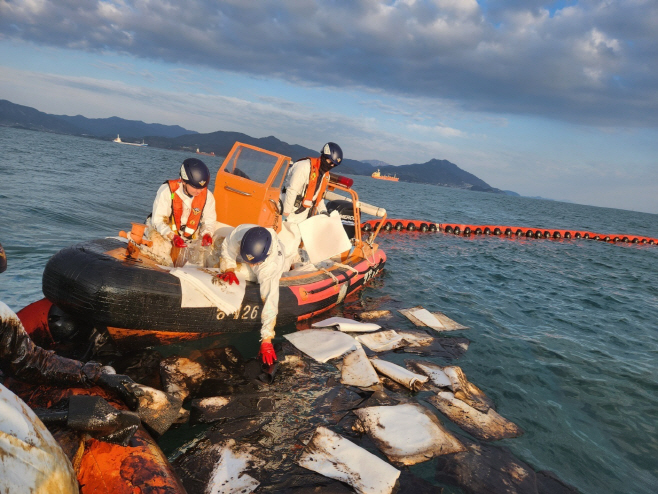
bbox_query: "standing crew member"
[281,142,343,223]
[216,225,290,365]
[151,158,217,249]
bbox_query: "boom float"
[361,219,657,245]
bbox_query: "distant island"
[0,98,516,195]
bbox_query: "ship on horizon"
[371,169,399,182]
[113,135,148,147]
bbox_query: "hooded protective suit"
[219,225,295,341]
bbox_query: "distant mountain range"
[0,98,512,194]
[0,99,196,139]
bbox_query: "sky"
[1,0,657,213]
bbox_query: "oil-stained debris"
[426,391,524,442]
[205,439,264,494]
[297,426,401,494]
[126,383,183,437]
[358,310,392,320]
[340,346,380,388]
[401,336,470,359]
[435,438,581,494]
[409,362,494,412]
[356,330,407,352]
[369,358,428,391]
[160,356,222,401]
[399,306,468,331]
[353,403,465,466]
[190,394,275,424]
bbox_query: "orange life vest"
[300,157,329,209]
[167,180,208,238]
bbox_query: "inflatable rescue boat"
[39,142,388,347]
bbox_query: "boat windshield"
[224,146,284,186]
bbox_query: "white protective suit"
[0,383,79,494]
[150,182,217,240]
[281,159,328,224]
[219,225,294,341]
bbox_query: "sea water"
[1,126,657,493]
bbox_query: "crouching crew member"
[281,142,343,223]
[216,226,291,365]
[151,158,217,249]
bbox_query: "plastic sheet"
[354,403,465,465]
[283,329,358,363]
[426,391,524,442]
[312,317,381,333]
[340,346,380,387]
[297,426,401,494]
[369,359,428,391]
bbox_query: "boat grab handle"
[268,199,281,213]
[225,186,252,196]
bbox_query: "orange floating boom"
[361,219,657,245]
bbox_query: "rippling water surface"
[1,127,657,493]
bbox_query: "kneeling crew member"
[217,226,289,365]
[281,142,343,223]
[151,158,217,249]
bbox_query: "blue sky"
[1,0,656,213]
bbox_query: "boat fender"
[463,227,471,235]
[553,232,561,239]
[444,226,453,234]
[384,222,393,231]
[484,228,491,235]
[515,229,523,236]
[474,228,482,235]
[504,228,512,236]
[394,222,404,231]
[453,227,461,235]
[493,228,502,235]
[564,232,571,239]
[525,230,533,238]
[428,224,437,232]
[419,223,429,232]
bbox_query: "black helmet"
[180,158,210,189]
[320,142,343,169]
[240,227,272,264]
[0,242,6,274]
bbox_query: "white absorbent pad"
[408,361,452,388]
[369,358,428,391]
[356,330,406,352]
[205,439,263,494]
[297,426,400,494]
[426,391,523,442]
[170,265,247,314]
[284,329,358,363]
[312,317,381,333]
[399,306,468,331]
[298,211,352,264]
[341,346,381,387]
[354,403,465,466]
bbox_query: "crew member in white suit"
[217,225,296,365]
[150,158,217,249]
[281,142,343,223]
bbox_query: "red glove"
[217,271,239,285]
[201,234,213,247]
[259,342,277,366]
[172,235,187,248]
